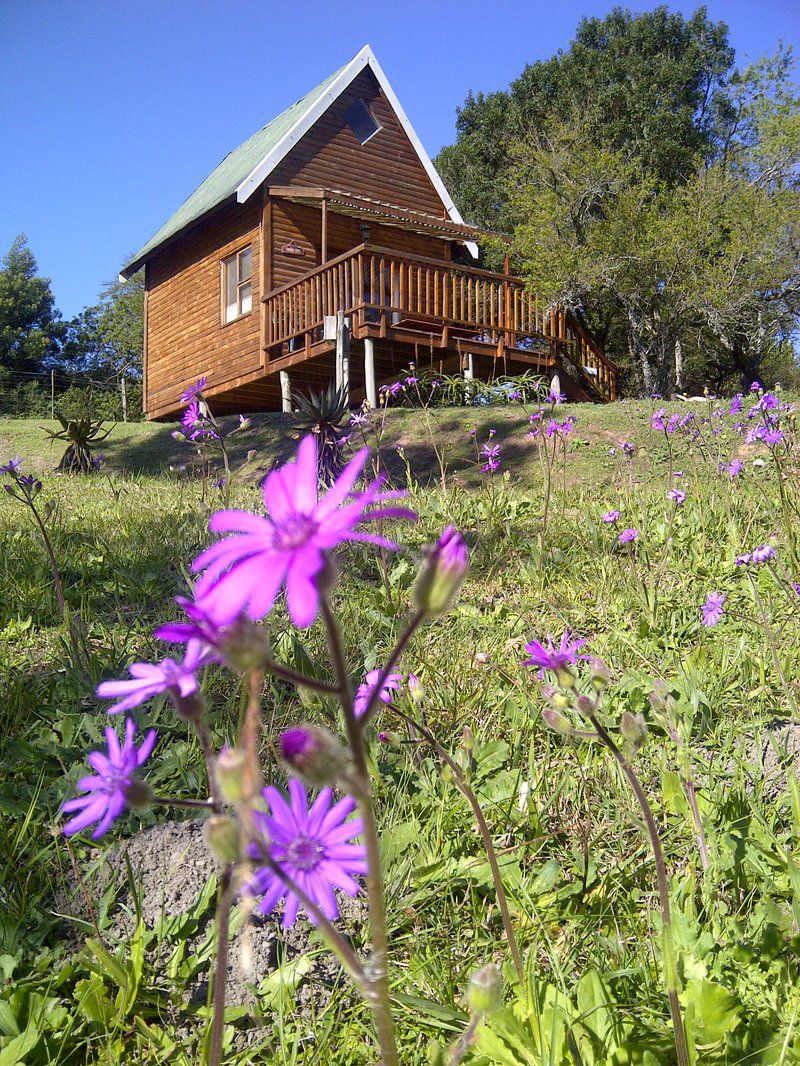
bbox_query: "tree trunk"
[121,374,128,423]
[674,337,683,391]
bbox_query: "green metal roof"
[121,62,347,277]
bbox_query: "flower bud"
[123,778,154,809]
[408,674,424,703]
[204,815,240,865]
[216,745,247,805]
[413,526,468,616]
[542,707,573,735]
[589,659,611,690]
[220,619,271,674]
[279,725,350,787]
[173,690,206,722]
[620,711,649,751]
[574,694,595,717]
[467,964,503,1015]
[461,726,475,753]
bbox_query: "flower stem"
[356,608,427,733]
[586,709,689,1066]
[320,595,399,1066]
[208,862,234,1066]
[388,704,525,987]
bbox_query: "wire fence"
[0,367,144,420]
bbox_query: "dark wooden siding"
[146,198,261,416]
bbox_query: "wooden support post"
[364,337,377,408]
[335,310,350,404]
[280,370,292,413]
[463,350,474,403]
[321,197,328,265]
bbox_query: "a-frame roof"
[120,45,475,279]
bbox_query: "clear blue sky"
[1,0,797,320]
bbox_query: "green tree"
[62,270,144,420]
[436,5,736,236]
[0,234,61,376]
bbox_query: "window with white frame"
[222,246,252,323]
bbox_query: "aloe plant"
[43,414,112,474]
[292,382,350,486]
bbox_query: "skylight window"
[344,98,381,145]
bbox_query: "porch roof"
[267,186,503,244]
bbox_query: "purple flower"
[180,377,207,404]
[96,640,208,714]
[758,393,778,410]
[750,381,762,393]
[350,412,368,427]
[0,456,23,475]
[618,528,640,544]
[247,779,366,926]
[602,510,621,524]
[735,553,752,566]
[353,668,403,718]
[191,436,415,628]
[730,394,743,415]
[621,441,636,457]
[523,630,588,677]
[652,408,667,432]
[701,591,727,627]
[488,428,497,438]
[667,489,687,506]
[238,414,251,430]
[752,544,776,565]
[415,525,468,614]
[666,414,681,434]
[762,428,784,446]
[61,718,156,838]
[480,442,501,473]
[727,458,743,478]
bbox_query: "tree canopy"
[0,235,62,376]
[436,6,800,393]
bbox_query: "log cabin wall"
[270,200,447,291]
[145,198,261,417]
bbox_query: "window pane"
[225,257,237,319]
[344,99,381,145]
[239,247,252,282]
[240,282,252,315]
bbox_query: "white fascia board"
[236,45,478,259]
[236,46,371,204]
[363,48,478,259]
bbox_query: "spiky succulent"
[292,383,350,486]
[43,415,112,474]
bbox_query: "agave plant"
[43,415,113,474]
[292,383,349,486]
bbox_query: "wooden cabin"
[120,45,615,419]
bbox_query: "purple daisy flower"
[191,435,416,629]
[602,510,621,524]
[180,377,207,404]
[0,456,23,475]
[522,630,588,676]
[701,591,727,627]
[618,528,640,544]
[729,394,743,415]
[61,718,156,838]
[247,780,366,926]
[727,458,743,478]
[751,544,776,565]
[667,489,687,506]
[353,668,403,718]
[652,408,667,432]
[96,640,209,714]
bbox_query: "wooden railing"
[263,244,615,400]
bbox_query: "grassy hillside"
[2,396,800,1064]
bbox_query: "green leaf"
[679,979,741,1045]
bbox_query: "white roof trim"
[235,45,478,259]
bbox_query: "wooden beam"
[321,196,328,265]
[142,263,149,416]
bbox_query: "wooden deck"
[261,243,616,402]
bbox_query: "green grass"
[2,398,800,1064]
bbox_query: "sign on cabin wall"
[281,240,306,257]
